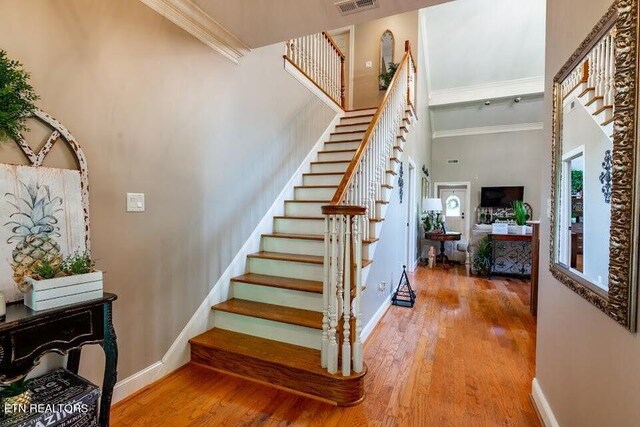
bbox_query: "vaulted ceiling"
[192,0,449,48]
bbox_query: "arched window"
[445,195,461,217]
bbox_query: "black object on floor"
[392,265,416,308]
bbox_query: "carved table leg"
[67,349,81,374]
[100,302,118,427]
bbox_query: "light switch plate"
[365,61,372,68]
[127,193,145,212]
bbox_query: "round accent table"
[425,231,462,265]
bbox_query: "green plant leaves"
[0,50,39,141]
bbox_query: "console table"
[424,232,462,265]
[488,233,532,277]
[0,293,117,427]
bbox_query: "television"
[480,186,524,208]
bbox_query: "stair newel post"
[328,214,339,374]
[352,215,364,373]
[342,215,352,376]
[321,215,330,368]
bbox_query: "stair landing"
[190,328,366,406]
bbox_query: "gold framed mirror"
[379,30,395,90]
[550,0,639,331]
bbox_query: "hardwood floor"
[111,266,540,426]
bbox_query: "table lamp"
[422,198,444,232]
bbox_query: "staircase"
[190,37,417,406]
[561,26,616,138]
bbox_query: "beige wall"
[352,11,419,109]
[0,0,335,382]
[537,1,640,426]
[432,130,544,219]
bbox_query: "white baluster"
[328,214,338,374]
[321,215,330,368]
[352,215,363,373]
[342,215,352,376]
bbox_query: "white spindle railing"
[321,41,417,376]
[562,27,616,106]
[285,32,345,108]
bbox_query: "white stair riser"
[385,173,395,187]
[249,257,323,281]
[345,108,377,117]
[392,147,402,158]
[295,186,337,200]
[311,162,349,174]
[341,116,373,125]
[323,140,360,151]
[375,203,385,219]
[213,311,320,349]
[388,159,400,170]
[335,123,369,132]
[317,150,356,162]
[370,221,383,237]
[303,174,343,186]
[594,108,613,124]
[232,282,322,312]
[586,98,604,114]
[263,236,373,259]
[329,131,364,142]
[275,218,324,234]
[285,202,325,216]
[381,187,392,200]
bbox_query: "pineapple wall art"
[0,165,86,302]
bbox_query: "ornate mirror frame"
[550,0,639,331]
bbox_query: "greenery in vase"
[0,50,39,141]
[29,251,96,281]
[379,62,398,89]
[571,169,583,195]
[512,200,528,226]
[472,236,492,276]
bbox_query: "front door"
[439,188,467,240]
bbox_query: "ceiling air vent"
[447,159,459,165]
[335,0,380,16]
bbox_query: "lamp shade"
[423,198,442,212]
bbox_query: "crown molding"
[433,122,543,139]
[429,76,545,107]
[140,0,250,64]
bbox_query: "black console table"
[0,293,117,426]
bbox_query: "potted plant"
[24,251,103,311]
[379,62,398,90]
[513,200,528,234]
[472,235,492,276]
[0,50,39,142]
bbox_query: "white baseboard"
[532,378,560,427]
[112,112,342,404]
[361,295,391,343]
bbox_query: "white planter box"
[23,271,103,311]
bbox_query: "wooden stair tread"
[585,95,603,106]
[274,215,323,220]
[342,113,374,120]
[347,106,378,112]
[303,172,344,176]
[319,148,357,154]
[336,122,370,127]
[386,169,397,175]
[382,184,393,189]
[263,232,377,244]
[311,160,351,164]
[324,138,362,144]
[393,145,404,152]
[602,116,615,126]
[579,87,595,97]
[212,298,322,329]
[190,328,366,380]
[285,199,330,203]
[593,105,613,115]
[330,130,366,136]
[231,273,322,294]
[295,185,338,189]
[397,135,406,141]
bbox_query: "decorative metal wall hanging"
[398,163,404,203]
[392,265,416,308]
[599,149,612,203]
[421,165,429,176]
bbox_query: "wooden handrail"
[322,32,346,59]
[327,42,415,206]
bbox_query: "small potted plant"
[472,236,492,276]
[24,251,102,311]
[513,200,529,234]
